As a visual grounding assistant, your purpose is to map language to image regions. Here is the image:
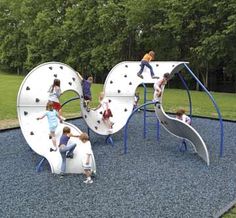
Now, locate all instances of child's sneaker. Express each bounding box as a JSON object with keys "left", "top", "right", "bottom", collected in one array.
[
  {"left": 66, "top": 153, "right": 74, "bottom": 159},
  {"left": 83, "top": 178, "right": 93, "bottom": 184},
  {"left": 60, "top": 173, "right": 65, "bottom": 178},
  {"left": 60, "top": 116, "right": 66, "bottom": 121},
  {"left": 83, "top": 101, "right": 87, "bottom": 108},
  {"left": 137, "top": 73, "right": 143, "bottom": 79},
  {"left": 151, "top": 75, "right": 159, "bottom": 79},
  {"left": 50, "top": 148, "right": 57, "bottom": 152}
]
